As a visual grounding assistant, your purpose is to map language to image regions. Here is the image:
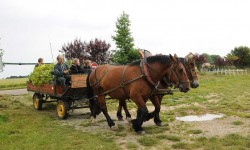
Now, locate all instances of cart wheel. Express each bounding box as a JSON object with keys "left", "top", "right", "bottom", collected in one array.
[
  {"left": 33, "top": 93, "right": 42, "bottom": 110},
  {"left": 56, "top": 100, "right": 69, "bottom": 119}
]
